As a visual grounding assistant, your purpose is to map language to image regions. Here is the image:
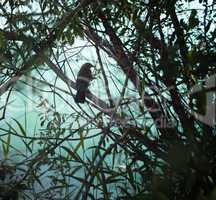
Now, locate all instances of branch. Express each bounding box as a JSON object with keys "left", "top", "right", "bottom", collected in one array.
[
  {"left": 88, "top": 14, "right": 177, "bottom": 137},
  {"left": 0, "top": 0, "right": 93, "bottom": 96},
  {"left": 95, "top": 46, "right": 114, "bottom": 107},
  {"left": 168, "top": 7, "right": 189, "bottom": 67}
]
